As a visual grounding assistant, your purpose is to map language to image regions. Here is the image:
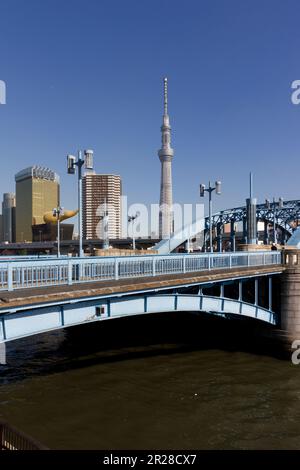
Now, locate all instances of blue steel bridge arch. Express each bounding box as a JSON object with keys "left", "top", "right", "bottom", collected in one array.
[
  {"left": 0, "top": 290, "right": 277, "bottom": 346},
  {"left": 208, "top": 199, "right": 300, "bottom": 235},
  {"left": 154, "top": 200, "right": 300, "bottom": 254}
]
